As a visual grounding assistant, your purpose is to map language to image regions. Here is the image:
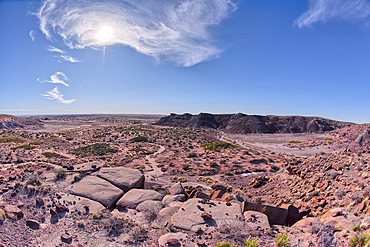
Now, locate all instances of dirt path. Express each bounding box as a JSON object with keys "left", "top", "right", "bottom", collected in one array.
[{"left": 143, "top": 145, "right": 166, "bottom": 176}]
